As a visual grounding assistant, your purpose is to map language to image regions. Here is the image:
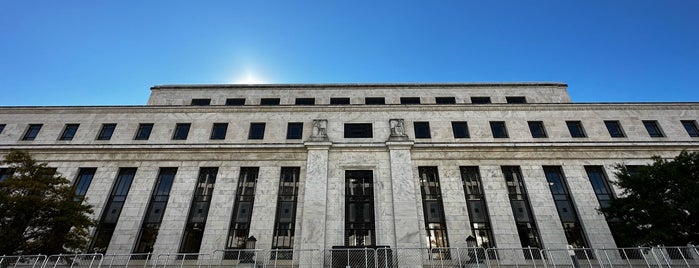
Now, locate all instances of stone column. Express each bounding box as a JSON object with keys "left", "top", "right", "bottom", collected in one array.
[
  {"left": 299, "top": 141, "right": 331, "bottom": 250},
  {"left": 386, "top": 140, "right": 422, "bottom": 248}
]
